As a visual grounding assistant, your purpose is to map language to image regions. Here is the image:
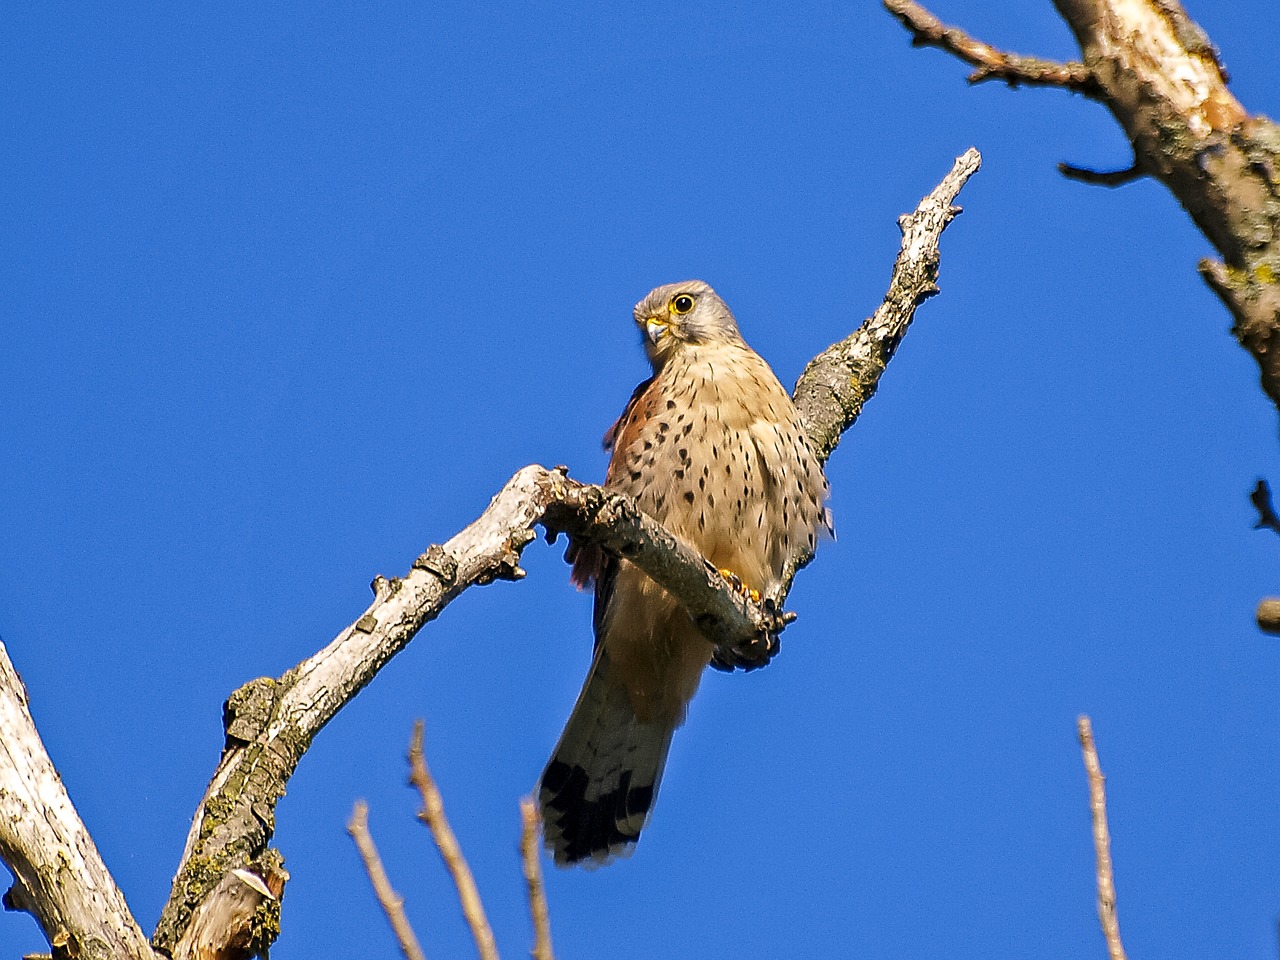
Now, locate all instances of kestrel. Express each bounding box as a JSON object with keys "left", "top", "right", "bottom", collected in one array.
[{"left": 539, "top": 280, "right": 830, "bottom": 866}]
